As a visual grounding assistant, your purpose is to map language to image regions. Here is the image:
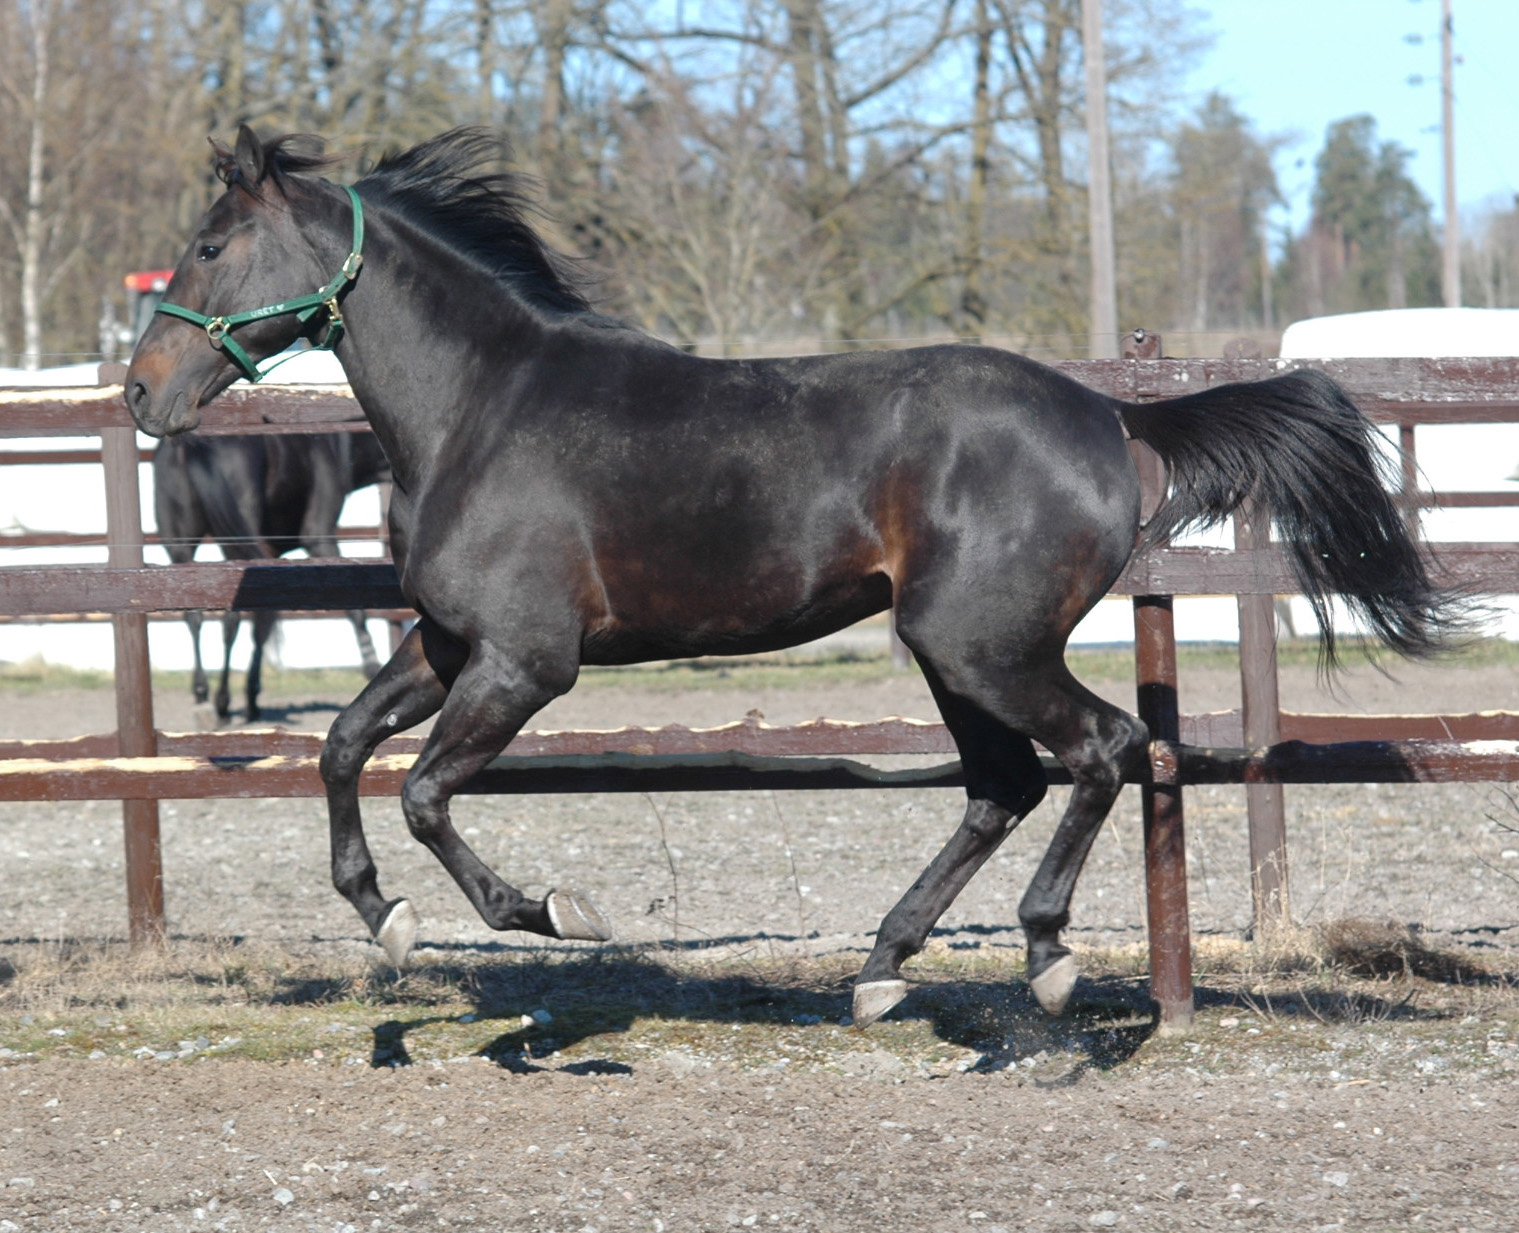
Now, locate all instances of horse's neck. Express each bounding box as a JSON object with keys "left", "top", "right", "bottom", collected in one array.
[{"left": 332, "top": 212, "right": 545, "bottom": 490}]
